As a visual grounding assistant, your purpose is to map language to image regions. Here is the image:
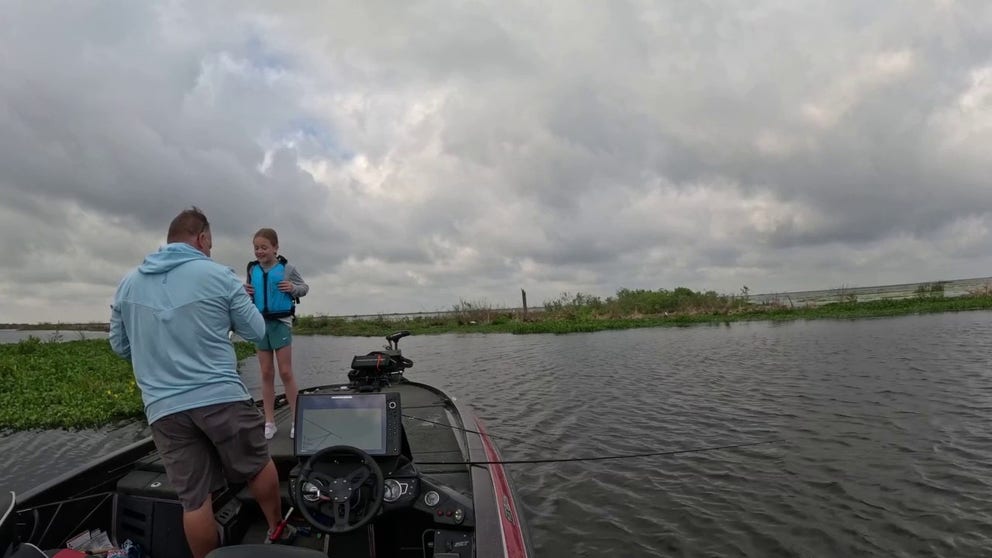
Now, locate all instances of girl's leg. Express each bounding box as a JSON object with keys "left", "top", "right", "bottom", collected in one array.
[
  {"left": 274, "top": 345, "right": 298, "bottom": 419},
  {"left": 258, "top": 349, "right": 277, "bottom": 424}
]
